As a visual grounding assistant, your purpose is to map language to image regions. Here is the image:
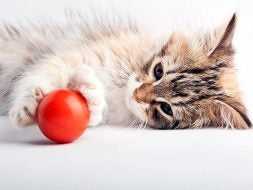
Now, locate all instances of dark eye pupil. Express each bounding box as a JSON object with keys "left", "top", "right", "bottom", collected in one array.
[
  {"left": 154, "top": 63, "right": 163, "bottom": 80},
  {"left": 160, "top": 102, "right": 173, "bottom": 116}
]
